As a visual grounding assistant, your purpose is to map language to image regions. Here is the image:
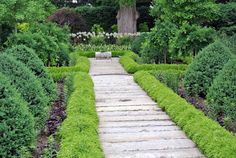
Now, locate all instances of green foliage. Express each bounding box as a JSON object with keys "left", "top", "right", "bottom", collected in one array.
[
  {"left": 91, "top": 24, "right": 104, "bottom": 34},
  {"left": 0, "top": 0, "right": 55, "bottom": 26},
  {"left": 149, "top": 70, "right": 185, "bottom": 92},
  {"left": 17, "top": 23, "right": 30, "bottom": 32},
  {"left": 138, "top": 22, "right": 149, "bottom": 32},
  {"left": 76, "top": 44, "right": 130, "bottom": 52},
  {"left": 116, "top": 36, "right": 134, "bottom": 46},
  {"left": 170, "top": 23, "right": 216, "bottom": 56},
  {"left": 207, "top": 58, "right": 236, "bottom": 131},
  {"left": 42, "top": 135, "right": 58, "bottom": 158},
  {"left": 7, "top": 22, "right": 71, "bottom": 66},
  {"left": 215, "top": 2, "right": 236, "bottom": 35},
  {"left": 72, "top": 49, "right": 132, "bottom": 58},
  {"left": 75, "top": 6, "right": 117, "bottom": 32},
  {"left": 117, "top": 0, "right": 136, "bottom": 7},
  {"left": 4, "top": 45, "right": 56, "bottom": 100},
  {"left": 140, "top": 21, "right": 177, "bottom": 63},
  {"left": 89, "top": 36, "right": 106, "bottom": 46},
  {"left": 131, "top": 33, "right": 147, "bottom": 54},
  {"left": 120, "top": 51, "right": 187, "bottom": 73},
  {"left": 48, "top": 56, "right": 90, "bottom": 81},
  {"left": 220, "top": 34, "right": 236, "bottom": 55},
  {"left": 151, "top": 0, "right": 219, "bottom": 25},
  {"left": 58, "top": 72, "right": 104, "bottom": 158},
  {"left": 0, "top": 53, "right": 49, "bottom": 130},
  {"left": 184, "top": 41, "right": 232, "bottom": 97},
  {"left": 134, "top": 71, "right": 236, "bottom": 158},
  {"left": 0, "top": 73, "right": 35, "bottom": 158},
  {"left": 145, "top": 0, "right": 219, "bottom": 63},
  {"left": 111, "top": 24, "right": 118, "bottom": 32}
]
